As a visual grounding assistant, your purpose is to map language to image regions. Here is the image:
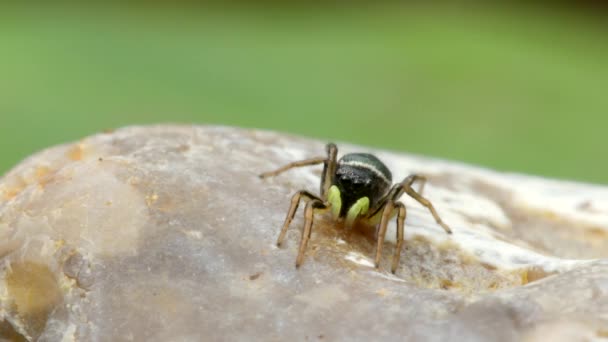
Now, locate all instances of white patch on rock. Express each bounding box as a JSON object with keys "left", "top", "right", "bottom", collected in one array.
[{"left": 345, "top": 252, "right": 374, "bottom": 268}]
